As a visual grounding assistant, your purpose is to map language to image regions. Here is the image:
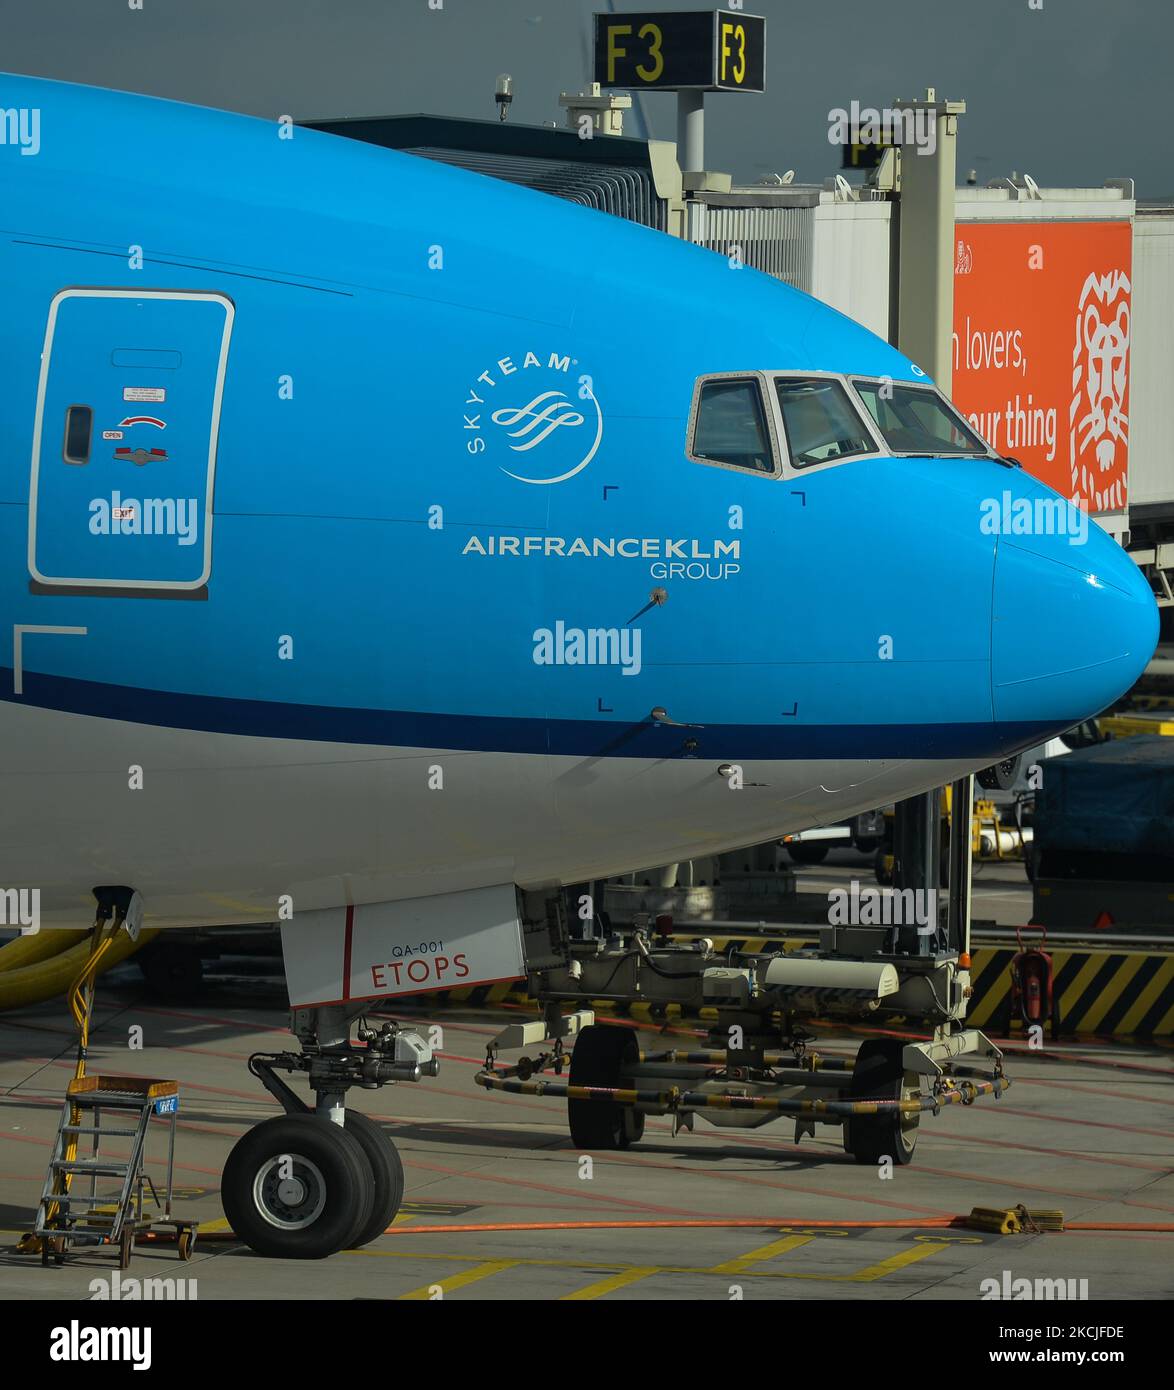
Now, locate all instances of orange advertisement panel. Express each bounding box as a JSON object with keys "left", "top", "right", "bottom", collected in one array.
[{"left": 951, "top": 221, "right": 1131, "bottom": 513}]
